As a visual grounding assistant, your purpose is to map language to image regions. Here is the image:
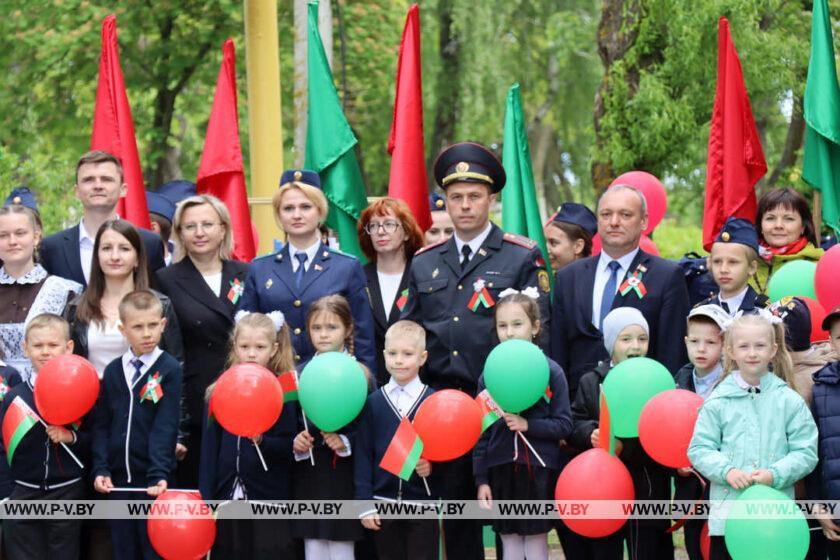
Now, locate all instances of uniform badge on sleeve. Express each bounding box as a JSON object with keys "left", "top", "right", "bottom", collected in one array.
[{"left": 538, "top": 270, "right": 550, "bottom": 293}]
